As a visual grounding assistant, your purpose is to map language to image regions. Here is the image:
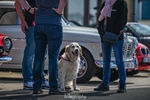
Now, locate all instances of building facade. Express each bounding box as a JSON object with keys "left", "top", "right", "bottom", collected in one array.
[
  {"left": 64, "top": 0, "right": 150, "bottom": 26},
  {"left": 1, "top": 0, "right": 150, "bottom": 26}
]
